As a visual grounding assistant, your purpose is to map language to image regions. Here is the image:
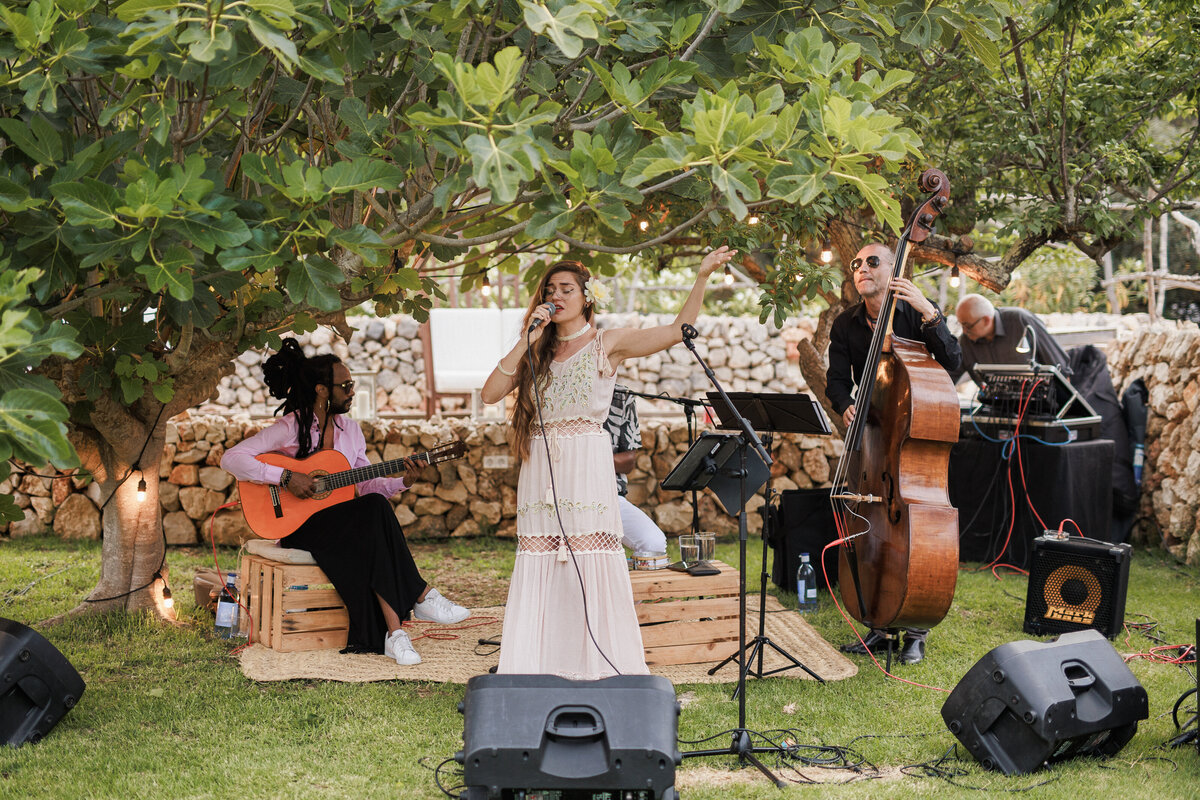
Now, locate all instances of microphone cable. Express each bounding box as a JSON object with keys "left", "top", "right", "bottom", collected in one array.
[{"left": 523, "top": 324, "right": 621, "bottom": 676}]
